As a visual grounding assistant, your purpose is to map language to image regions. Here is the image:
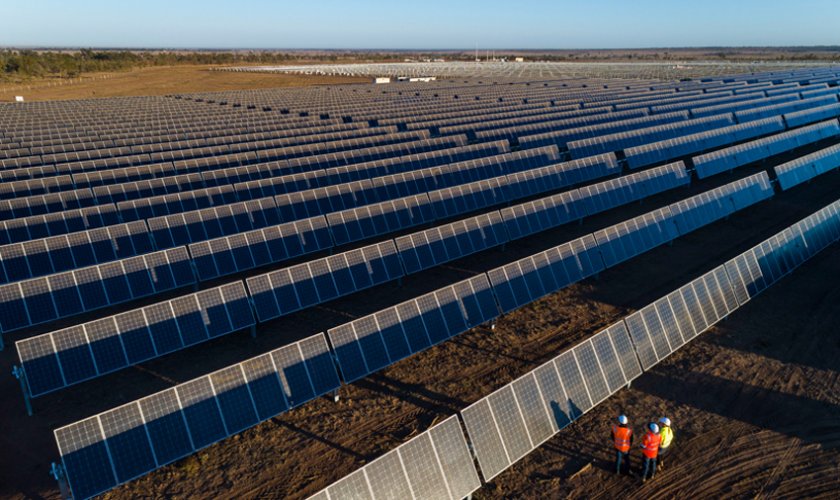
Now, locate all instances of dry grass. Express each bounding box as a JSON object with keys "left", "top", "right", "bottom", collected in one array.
[{"left": 0, "top": 65, "right": 368, "bottom": 102}]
